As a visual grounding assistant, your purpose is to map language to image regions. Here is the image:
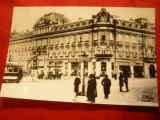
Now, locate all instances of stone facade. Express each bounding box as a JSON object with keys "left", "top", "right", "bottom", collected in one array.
[{"left": 7, "top": 8, "right": 156, "bottom": 78}]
